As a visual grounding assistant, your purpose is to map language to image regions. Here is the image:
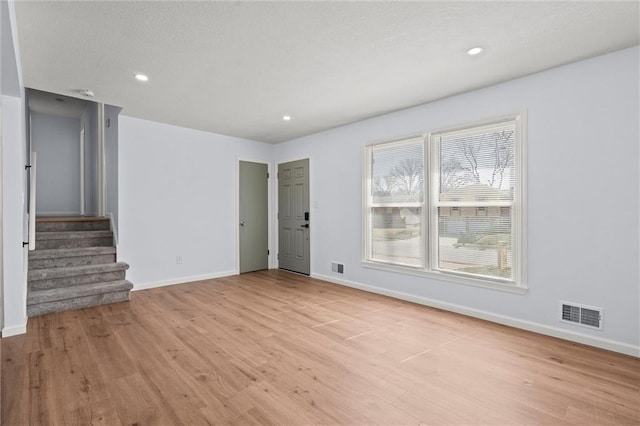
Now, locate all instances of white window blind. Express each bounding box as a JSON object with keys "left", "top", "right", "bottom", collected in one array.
[
  {"left": 367, "top": 138, "right": 424, "bottom": 267},
  {"left": 432, "top": 122, "right": 518, "bottom": 282}
]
